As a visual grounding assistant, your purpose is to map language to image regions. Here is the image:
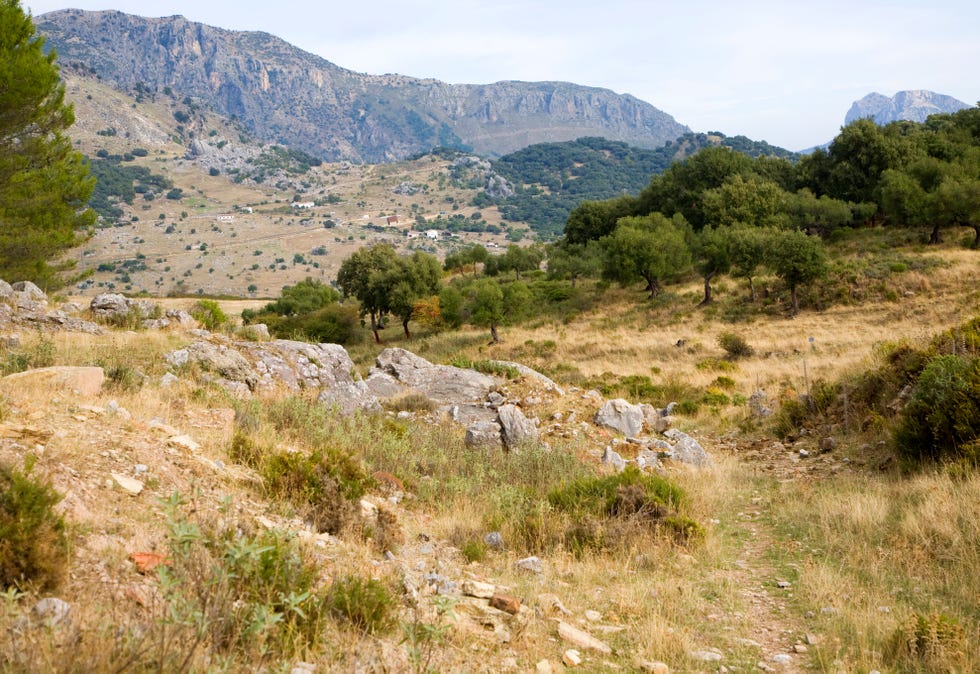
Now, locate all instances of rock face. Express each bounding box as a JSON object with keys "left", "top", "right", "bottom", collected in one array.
[
  {"left": 37, "top": 9, "right": 689, "bottom": 162},
  {"left": 845, "top": 90, "right": 971, "bottom": 126}
]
